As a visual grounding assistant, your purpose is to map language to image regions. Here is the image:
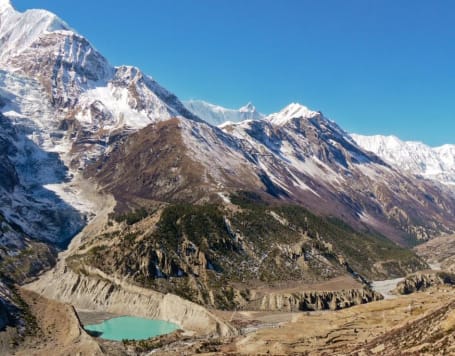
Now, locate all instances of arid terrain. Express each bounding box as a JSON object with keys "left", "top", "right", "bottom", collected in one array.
[
  {"left": 7, "top": 274, "right": 454, "bottom": 356},
  {"left": 223, "top": 287, "right": 455, "bottom": 355}
]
